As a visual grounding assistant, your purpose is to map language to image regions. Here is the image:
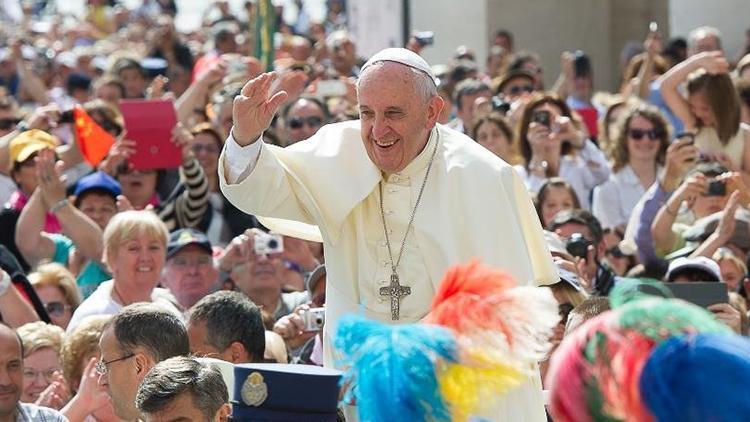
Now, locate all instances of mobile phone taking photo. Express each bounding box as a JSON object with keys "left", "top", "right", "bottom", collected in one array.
[{"left": 532, "top": 110, "right": 551, "bottom": 128}]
